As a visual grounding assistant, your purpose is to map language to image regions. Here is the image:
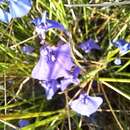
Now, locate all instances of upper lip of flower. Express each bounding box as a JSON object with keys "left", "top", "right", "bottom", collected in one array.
[
  {"left": 32, "top": 44, "right": 77, "bottom": 81},
  {"left": 32, "top": 12, "right": 68, "bottom": 34}
]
